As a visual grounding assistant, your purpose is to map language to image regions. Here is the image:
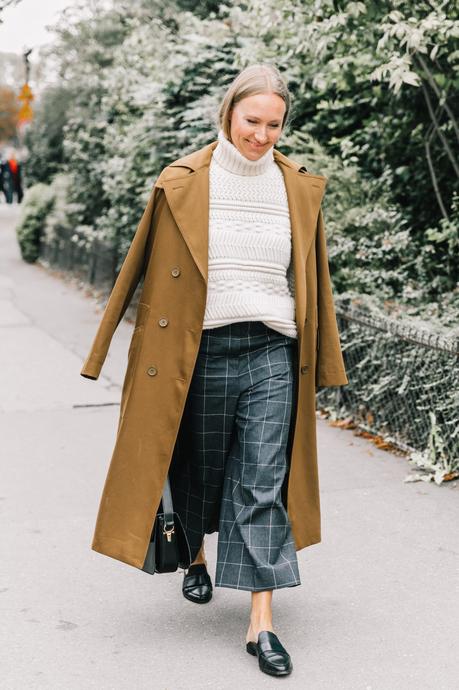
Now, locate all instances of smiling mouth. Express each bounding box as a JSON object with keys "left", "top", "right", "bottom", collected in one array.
[{"left": 246, "top": 141, "right": 266, "bottom": 148}]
